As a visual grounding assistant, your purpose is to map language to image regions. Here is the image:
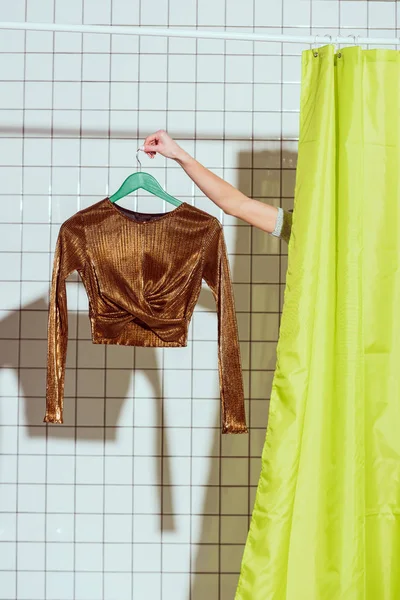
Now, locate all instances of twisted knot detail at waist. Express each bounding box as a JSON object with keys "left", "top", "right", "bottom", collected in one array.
[{"left": 93, "top": 306, "right": 188, "bottom": 343}]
